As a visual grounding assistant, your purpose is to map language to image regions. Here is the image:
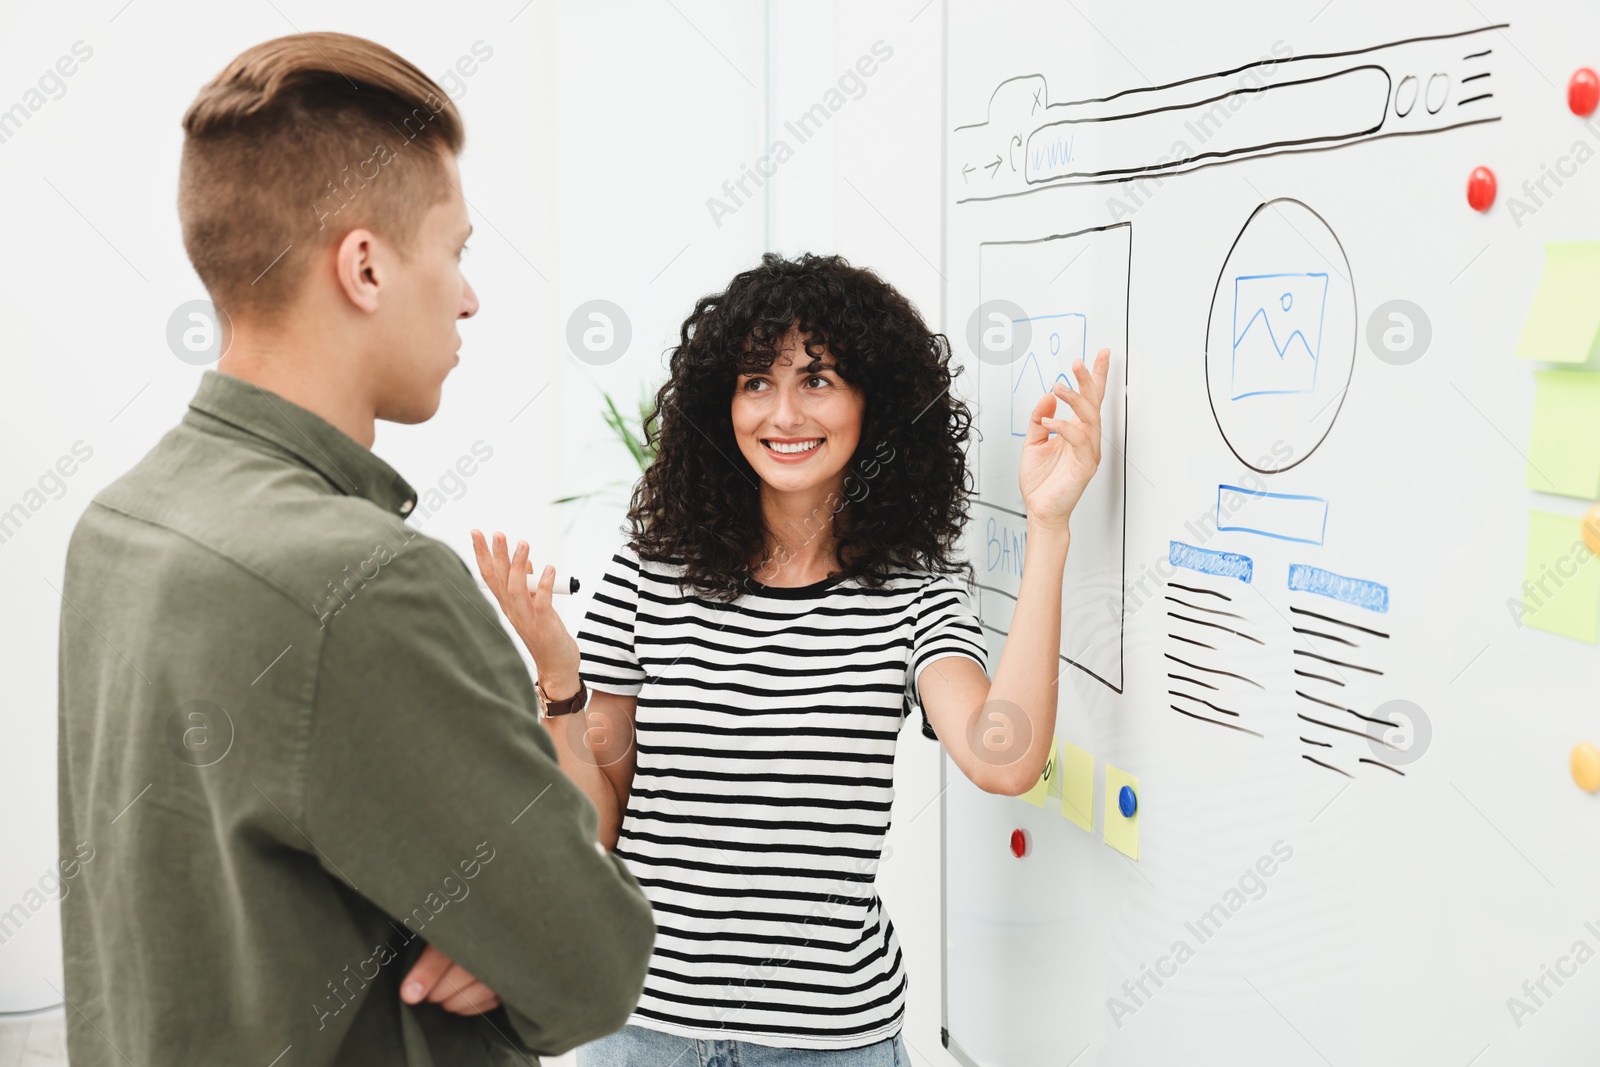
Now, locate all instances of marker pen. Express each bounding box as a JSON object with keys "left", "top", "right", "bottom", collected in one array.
[{"left": 526, "top": 573, "right": 580, "bottom": 595}]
